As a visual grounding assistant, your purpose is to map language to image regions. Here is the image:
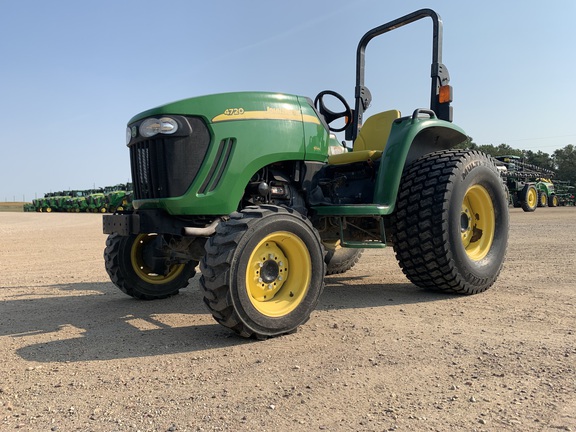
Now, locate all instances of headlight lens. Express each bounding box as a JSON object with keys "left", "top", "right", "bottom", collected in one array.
[
  {"left": 126, "top": 126, "right": 132, "bottom": 144},
  {"left": 139, "top": 117, "right": 179, "bottom": 138}
]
